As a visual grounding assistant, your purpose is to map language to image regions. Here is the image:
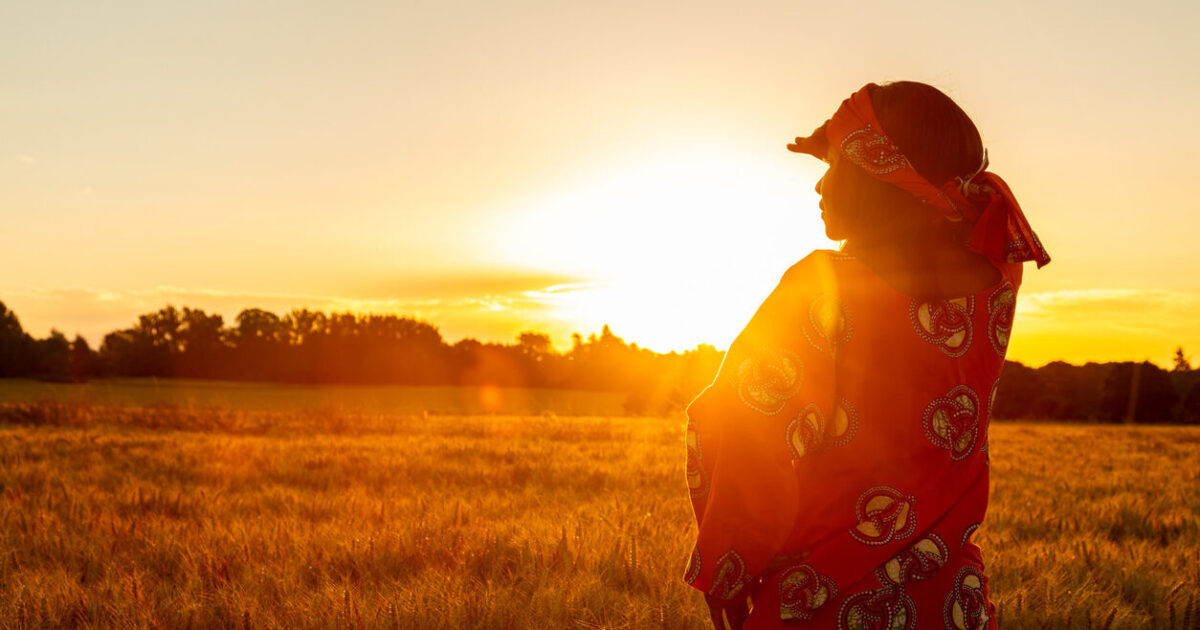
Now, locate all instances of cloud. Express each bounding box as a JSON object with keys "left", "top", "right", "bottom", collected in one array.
[
  {"left": 520, "top": 281, "right": 608, "bottom": 304},
  {"left": 1018, "top": 288, "right": 1200, "bottom": 328},
  {"left": 1010, "top": 288, "right": 1200, "bottom": 366},
  {"left": 349, "top": 270, "right": 584, "bottom": 301},
  {"left": 1020, "top": 288, "right": 1200, "bottom": 309}
]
